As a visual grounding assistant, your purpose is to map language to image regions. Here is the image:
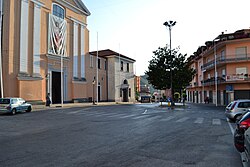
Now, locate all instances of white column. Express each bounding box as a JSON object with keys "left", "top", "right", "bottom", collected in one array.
[
  {"left": 73, "top": 22, "right": 78, "bottom": 78},
  {"left": 80, "top": 25, "right": 85, "bottom": 79},
  {"left": 33, "top": 4, "right": 41, "bottom": 75},
  {"left": 0, "top": 0, "right": 3, "bottom": 97},
  {"left": 20, "top": 0, "right": 29, "bottom": 73}
]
